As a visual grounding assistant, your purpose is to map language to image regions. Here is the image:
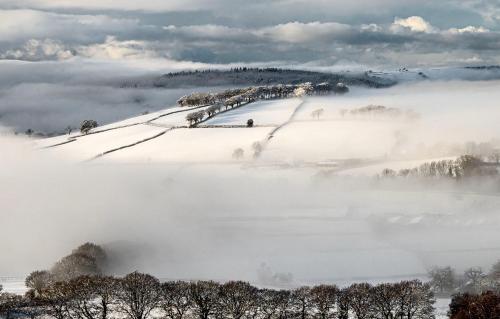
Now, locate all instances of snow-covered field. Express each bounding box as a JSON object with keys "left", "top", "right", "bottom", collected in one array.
[
  {"left": 100, "top": 127, "right": 274, "bottom": 163},
  {"left": 0, "top": 278, "right": 28, "bottom": 295},
  {"left": 36, "top": 80, "right": 500, "bottom": 168},
  {"left": 4, "top": 80, "right": 500, "bottom": 319},
  {"left": 261, "top": 120, "right": 409, "bottom": 162},
  {"left": 204, "top": 98, "right": 302, "bottom": 126},
  {"left": 38, "top": 125, "right": 166, "bottom": 161}
]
